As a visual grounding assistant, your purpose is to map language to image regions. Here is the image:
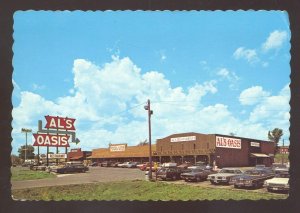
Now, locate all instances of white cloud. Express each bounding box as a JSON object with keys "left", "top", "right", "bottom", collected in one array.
[
  {"left": 262, "top": 30, "right": 288, "bottom": 52},
  {"left": 217, "top": 68, "right": 240, "bottom": 90},
  {"left": 233, "top": 47, "right": 259, "bottom": 64},
  {"left": 32, "top": 83, "right": 45, "bottom": 90},
  {"left": 239, "top": 86, "right": 270, "bottom": 105},
  {"left": 247, "top": 84, "right": 290, "bottom": 141}
]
